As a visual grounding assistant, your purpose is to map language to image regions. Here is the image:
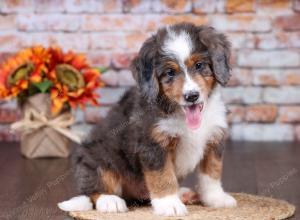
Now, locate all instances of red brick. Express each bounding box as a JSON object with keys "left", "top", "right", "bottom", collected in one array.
[
  {"left": 245, "top": 104, "right": 278, "bottom": 122},
  {"left": 123, "top": 0, "right": 152, "bottom": 13},
  {"left": 112, "top": 52, "right": 137, "bottom": 69},
  {"left": 226, "top": 0, "right": 255, "bottom": 13},
  {"left": 227, "top": 105, "right": 245, "bottom": 123},
  {"left": 0, "top": 0, "right": 34, "bottom": 13},
  {"left": 160, "top": 15, "right": 208, "bottom": 26},
  {"left": 282, "top": 71, "right": 300, "bottom": 85},
  {"left": 160, "top": 0, "right": 192, "bottom": 13},
  {"left": 210, "top": 15, "right": 271, "bottom": 32},
  {"left": 275, "top": 15, "right": 300, "bottom": 31},
  {"left": 0, "top": 15, "right": 16, "bottom": 30},
  {"left": 259, "top": 0, "right": 291, "bottom": 10},
  {"left": 252, "top": 69, "right": 281, "bottom": 86},
  {"left": 279, "top": 106, "right": 300, "bottom": 123},
  {"left": 0, "top": 108, "right": 20, "bottom": 123}
]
